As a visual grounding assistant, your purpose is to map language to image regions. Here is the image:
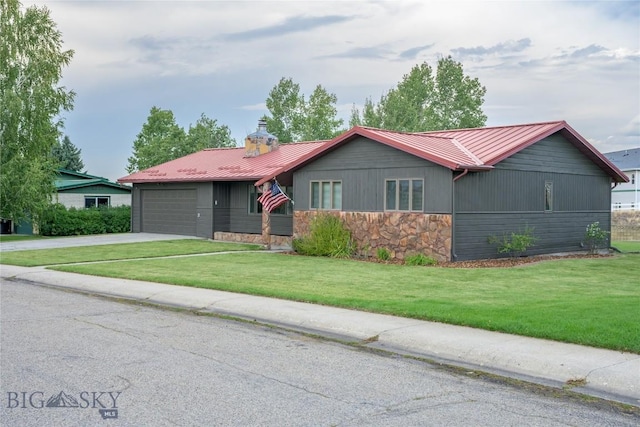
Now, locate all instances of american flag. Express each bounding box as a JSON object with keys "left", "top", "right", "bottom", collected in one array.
[{"left": 258, "top": 182, "right": 290, "bottom": 213}]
